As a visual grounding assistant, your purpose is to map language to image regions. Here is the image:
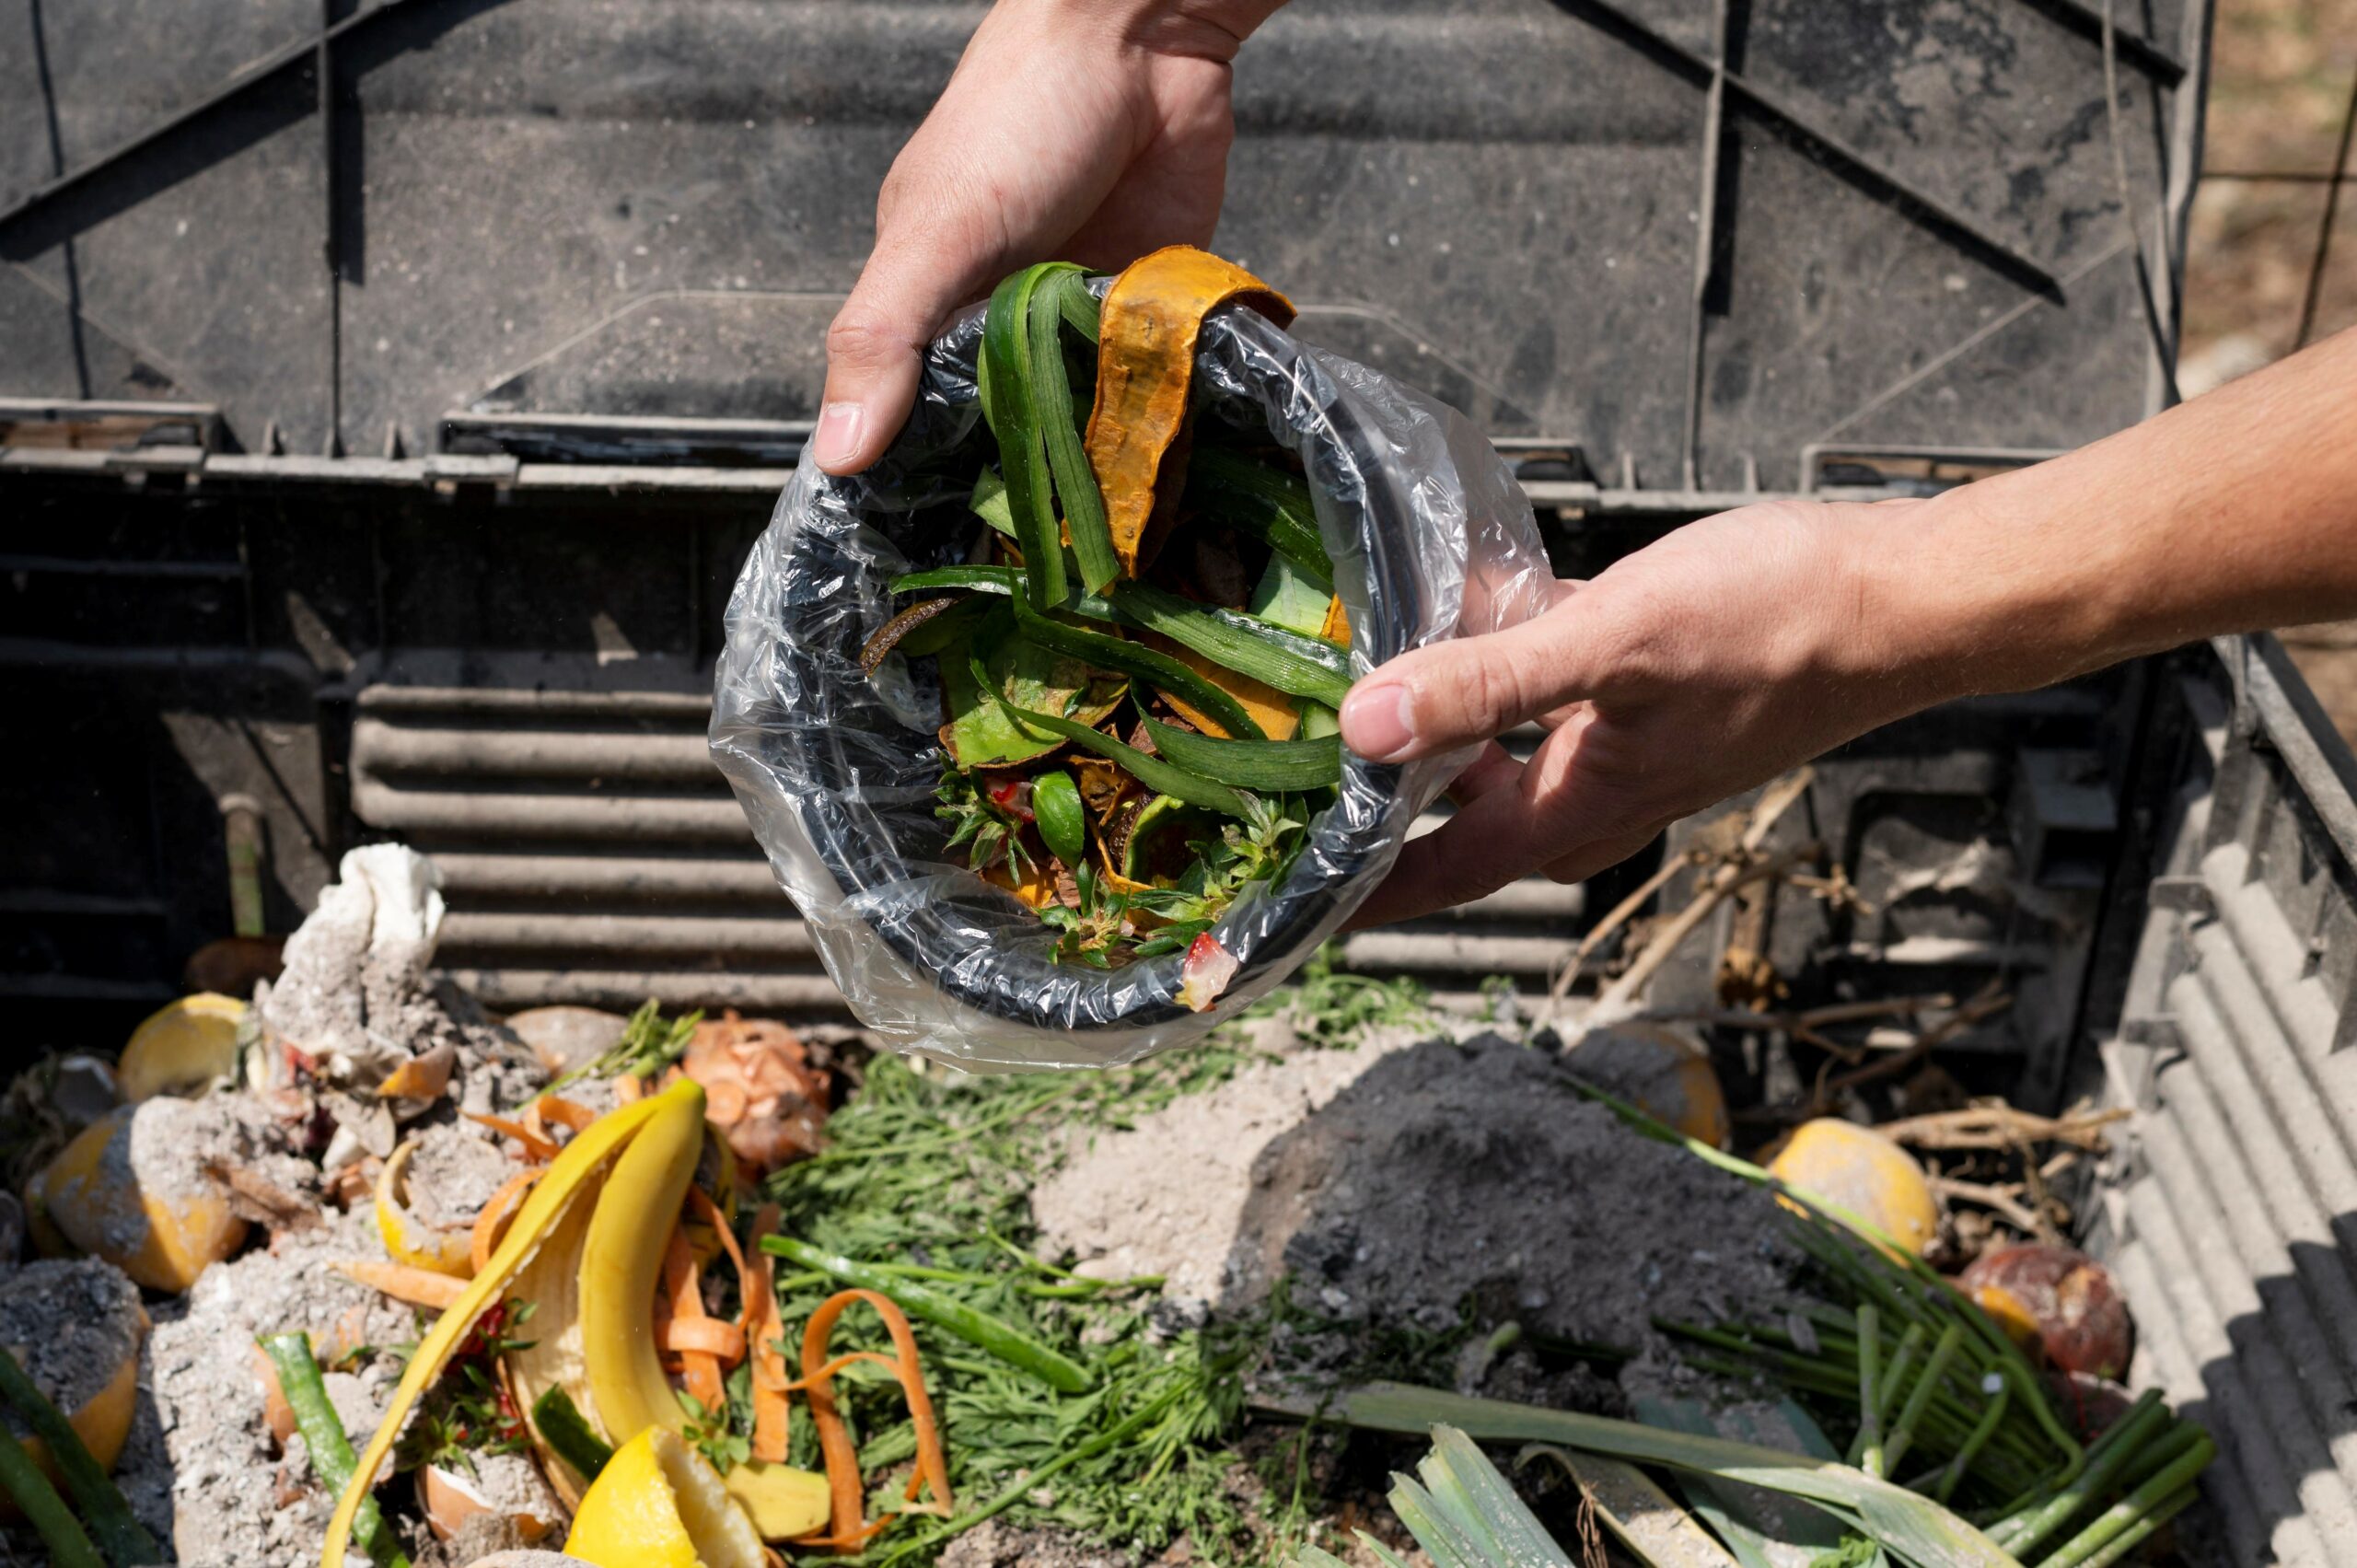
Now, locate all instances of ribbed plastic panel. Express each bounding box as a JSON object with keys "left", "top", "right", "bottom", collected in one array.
[
  {"left": 347, "top": 687, "right": 1590, "bottom": 1015},
  {"left": 2092, "top": 642, "right": 2357, "bottom": 1568}
]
